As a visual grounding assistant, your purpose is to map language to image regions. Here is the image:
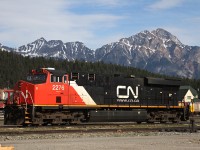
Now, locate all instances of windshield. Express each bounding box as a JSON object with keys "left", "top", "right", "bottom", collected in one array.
[{"left": 26, "top": 74, "right": 47, "bottom": 84}]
